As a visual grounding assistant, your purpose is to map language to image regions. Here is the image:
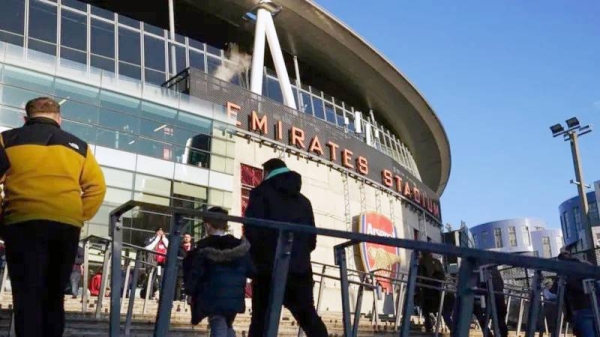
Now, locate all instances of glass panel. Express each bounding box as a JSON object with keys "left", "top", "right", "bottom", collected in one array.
[
  {"left": 174, "top": 44, "right": 186, "bottom": 74},
  {"left": 311, "top": 97, "right": 325, "bottom": 120},
  {"left": 91, "top": 55, "right": 114, "bottom": 73},
  {"left": 189, "top": 38, "right": 204, "bottom": 51},
  {"left": 189, "top": 50, "right": 205, "bottom": 71},
  {"left": 29, "top": 0, "right": 57, "bottom": 43},
  {"left": 141, "top": 101, "right": 177, "bottom": 124},
  {"left": 179, "top": 143, "right": 210, "bottom": 168},
  {"left": 118, "top": 15, "right": 140, "bottom": 29},
  {"left": 61, "top": 9, "right": 87, "bottom": 51},
  {"left": 98, "top": 108, "right": 139, "bottom": 134},
  {"left": 206, "top": 44, "right": 221, "bottom": 56},
  {"left": 266, "top": 77, "right": 283, "bottom": 104},
  {"left": 176, "top": 111, "right": 212, "bottom": 134},
  {"left": 60, "top": 47, "right": 86, "bottom": 65},
  {"left": 0, "top": 0, "right": 26, "bottom": 36},
  {"left": 143, "top": 23, "right": 163, "bottom": 36},
  {"left": 324, "top": 102, "right": 336, "bottom": 123},
  {"left": 207, "top": 56, "right": 220, "bottom": 77},
  {"left": 91, "top": 19, "right": 115, "bottom": 58},
  {"left": 173, "top": 182, "right": 207, "bottom": 199},
  {"left": 118, "top": 26, "right": 141, "bottom": 65},
  {"left": 208, "top": 189, "right": 224, "bottom": 207},
  {"left": 61, "top": 119, "right": 94, "bottom": 143},
  {"left": 61, "top": 0, "right": 87, "bottom": 12},
  {"left": 145, "top": 69, "right": 166, "bottom": 86},
  {"left": 104, "top": 187, "right": 132, "bottom": 205},
  {"left": 139, "top": 118, "right": 178, "bottom": 142},
  {"left": 28, "top": 39, "right": 56, "bottom": 56},
  {"left": 91, "top": 5, "right": 113, "bottom": 20},
  {"left": 0, "top": 104, "right": 24, "bottom": 128},
  {"left": 101, "top": 166, "right": 134, "bottom": 189},
  {"left": 2, "top": 65, "right": 55, "bottom": 93},
  {"left": 60, "top": 99, "right": 99, "bottom": 124},
  {"left": 0, "top": 31, "right": 24, "bottom": 46},
  {"left": 54, "top": 78, "right": 99, "bottom": 105},
  {"left": 144, "top": 35, "right": 165, "bottom": 71},
  {"left": 95, "top": 127, "right": 137, "bottom": 152},
  {"left": 118, "top": 62, "right": 141, "bottom": 80},
  {"left": 99, "top": 90, "right": 140, "bottom": 115},
  {"left": 1, "top": 85, "right": 40, "bottom": 110},
  {"left": 136, "top": 137, "right": 173, "bottom": 161},
  {"left": 300, "top": 91, "right": 313, "bottom": 115}
]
